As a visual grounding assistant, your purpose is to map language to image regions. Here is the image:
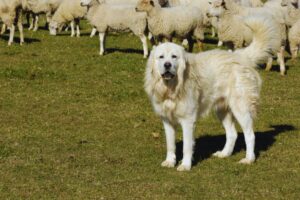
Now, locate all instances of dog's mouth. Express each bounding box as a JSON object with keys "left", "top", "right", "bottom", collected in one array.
[{"left": 162, "top": 71, "right": 175, "bottom": 80}]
